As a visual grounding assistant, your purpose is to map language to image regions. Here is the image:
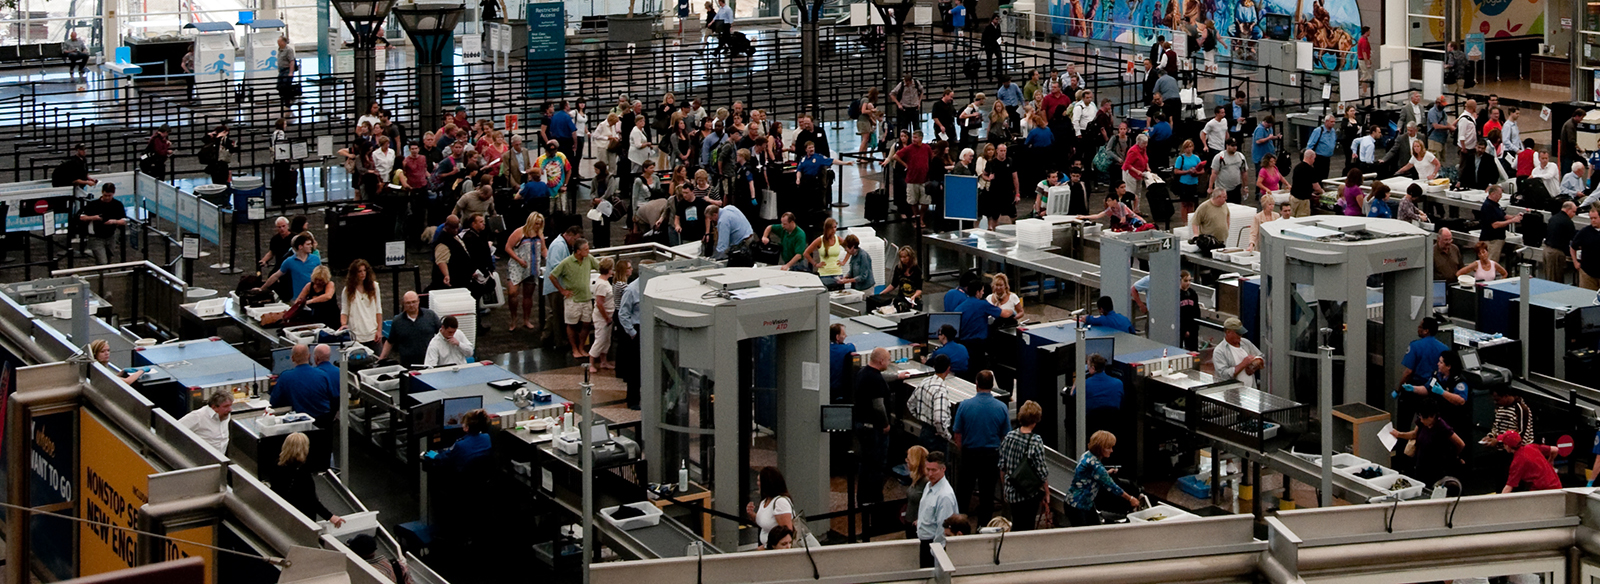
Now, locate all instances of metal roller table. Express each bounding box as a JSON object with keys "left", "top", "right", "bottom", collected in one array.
[{"left": 132, "top": 337, "right": 271, "bottom": 419}]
